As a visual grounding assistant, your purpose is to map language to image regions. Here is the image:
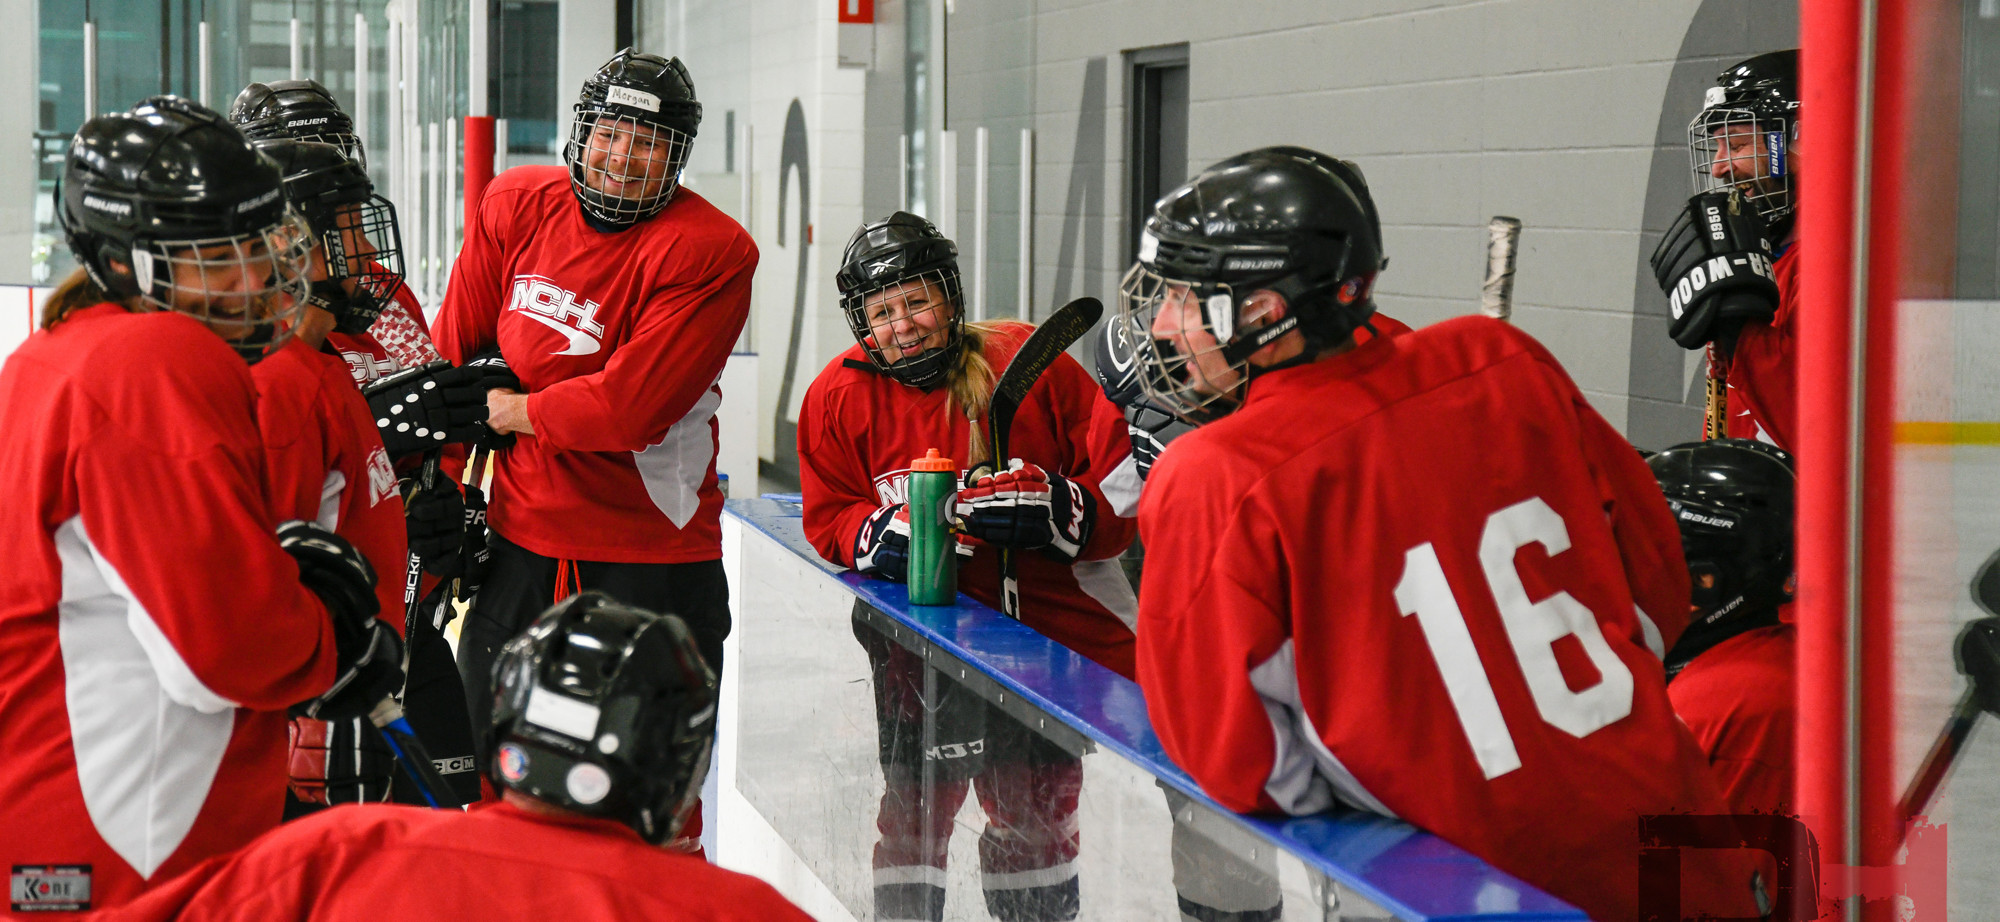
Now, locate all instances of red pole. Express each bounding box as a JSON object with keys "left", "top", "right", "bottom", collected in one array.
[
  {"left": 463, "top": 115, "right": 496, "bottom": 230},
  {"left": 1799, "top": 0, "right": 1907, "bottom": 911},
  {"left": 1796, "top": 0, "right": 1861, "bottom": 902}
]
